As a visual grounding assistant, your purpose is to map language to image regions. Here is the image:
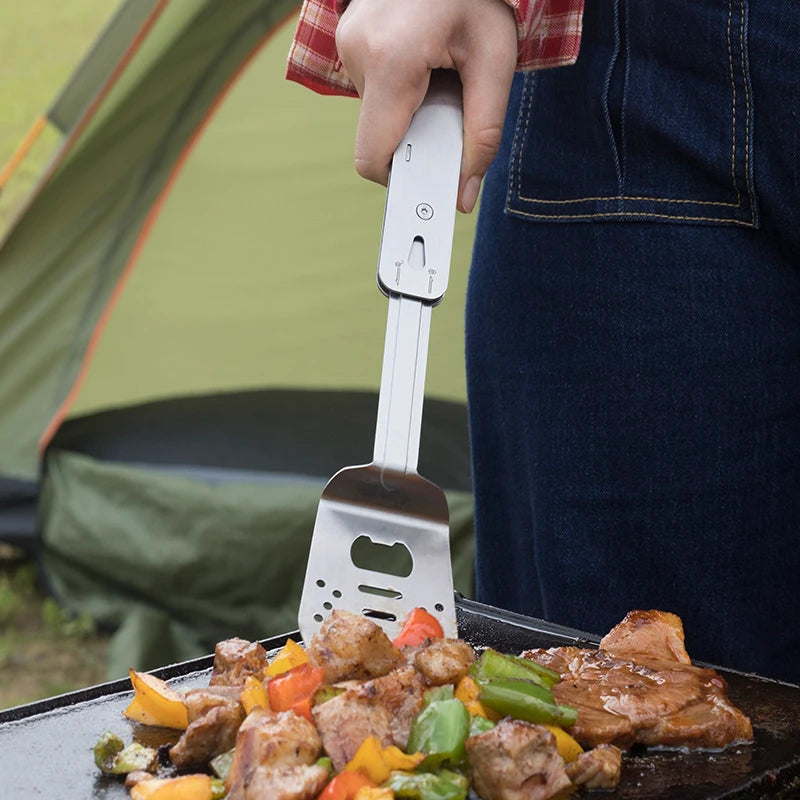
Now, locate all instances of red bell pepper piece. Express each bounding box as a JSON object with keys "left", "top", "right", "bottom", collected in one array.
[
  {"left": 392, "top": 607, "right": 445, "bottom": 648},
  {"left": 317, "top": 770, "right": 376, "bottom": 800},
  {"left": 267, "top": 663, "right": 324, "bottom": 719}
]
